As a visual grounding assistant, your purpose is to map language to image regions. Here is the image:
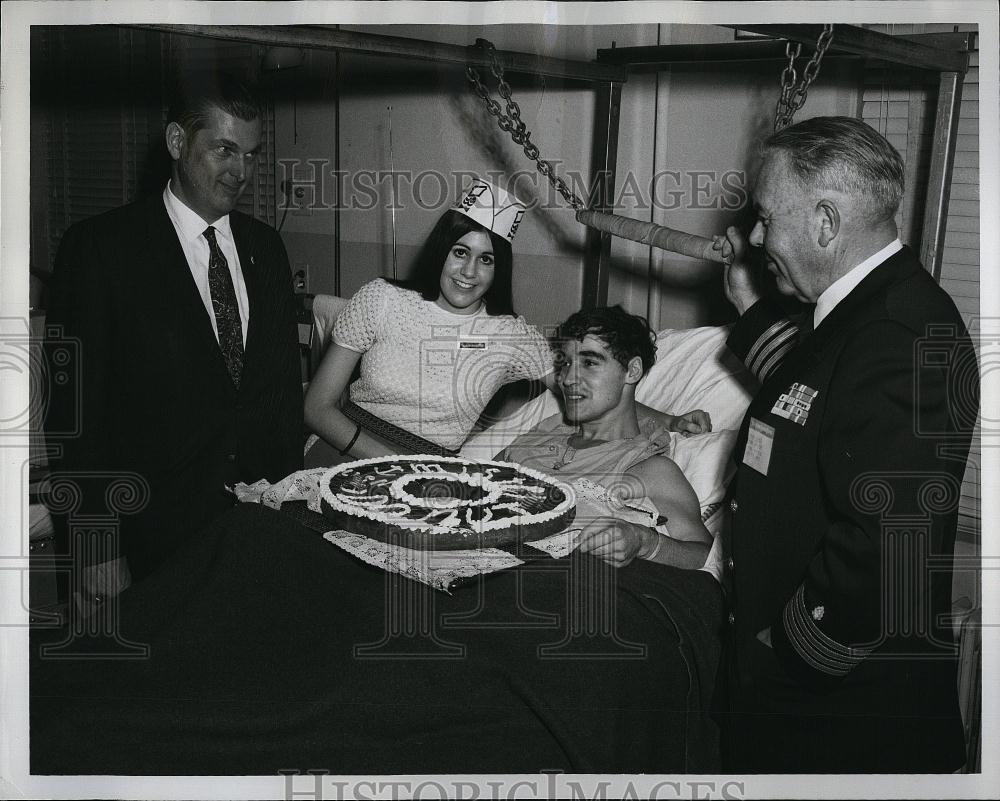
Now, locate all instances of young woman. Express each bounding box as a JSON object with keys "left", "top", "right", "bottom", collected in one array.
[{"left": 304, "top": 179, "right": 708, "bottom": 463}]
